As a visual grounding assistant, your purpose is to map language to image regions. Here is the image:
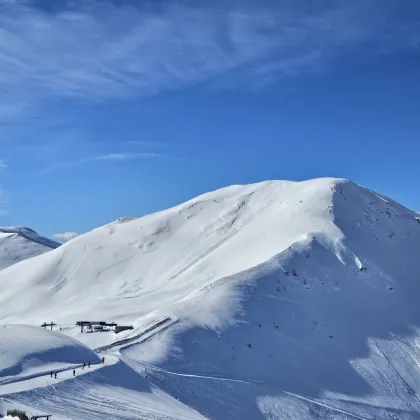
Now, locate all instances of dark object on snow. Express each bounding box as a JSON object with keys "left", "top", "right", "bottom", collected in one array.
[
  {"left": 50, "top": 371, "right": 53, "bottom": 378},
  {"left": 41, "top": 322, "right": 57, "bottom": 331},
  {"left": 102, "top": 356, "right": 105, "bottom": 364},
  {"left": 54, "top": 372, "right": 57, "bottom": 379},
  {"left": 88, "top": 361, "right": 91, "bottom": 368},
  {"left": 76, "top": 321, "right": 117, "bottom": 333},
  {"left": 247, "top": 343, "right": 252, "bottom": 349},
  {"left": 73, "top": 370, "right": 76, "bottom": 377},
  {"left": 7, "top": 409, "right": 29, "bottom": 420},
  {"left": 115, "top": 325, "right": 134, "bottom": 334},
  {"left": 30, "top": 416, "right": 52, "bottom": 420}
]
